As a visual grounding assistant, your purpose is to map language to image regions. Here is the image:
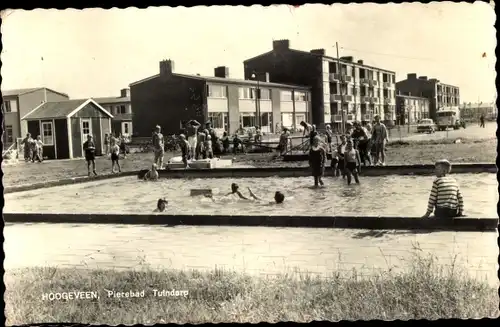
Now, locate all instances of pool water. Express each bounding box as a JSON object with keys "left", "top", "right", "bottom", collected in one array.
[{"left": 4, "top": 173, "right": 497, "bottom": 217}]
